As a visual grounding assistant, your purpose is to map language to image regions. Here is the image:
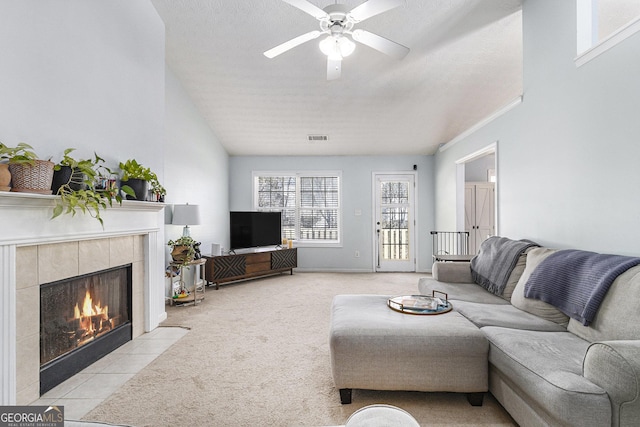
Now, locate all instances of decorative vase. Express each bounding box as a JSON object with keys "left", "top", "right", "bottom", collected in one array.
[
  {"left": 51, "top": 166, "right": 86, "bottom": 194},
  {"left": 0, "top": 164, "right": 10, "bottom": 191},
  {"left": 8, "top": 160, "right": 55, "bottom": 194},
  {"left": 122, "top": 178, "right": 148, "bottom": 201}
]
